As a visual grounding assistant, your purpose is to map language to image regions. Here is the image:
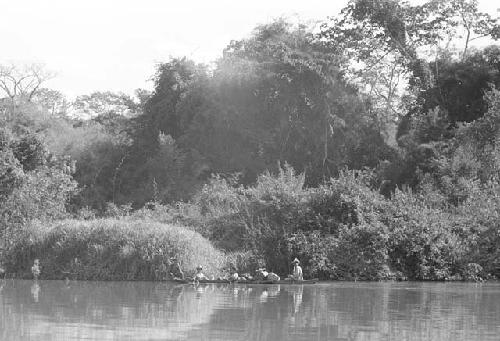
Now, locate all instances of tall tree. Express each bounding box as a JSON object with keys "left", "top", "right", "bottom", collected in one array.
[
  {"left": 0, "top": 63, "right": 55, "bottom": 115},
  {"left": 178, "top": 20, "right": 392, "bottom": 184},
  {"left": 320, "top": 0, "right": 500, "bottom": 130}
]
